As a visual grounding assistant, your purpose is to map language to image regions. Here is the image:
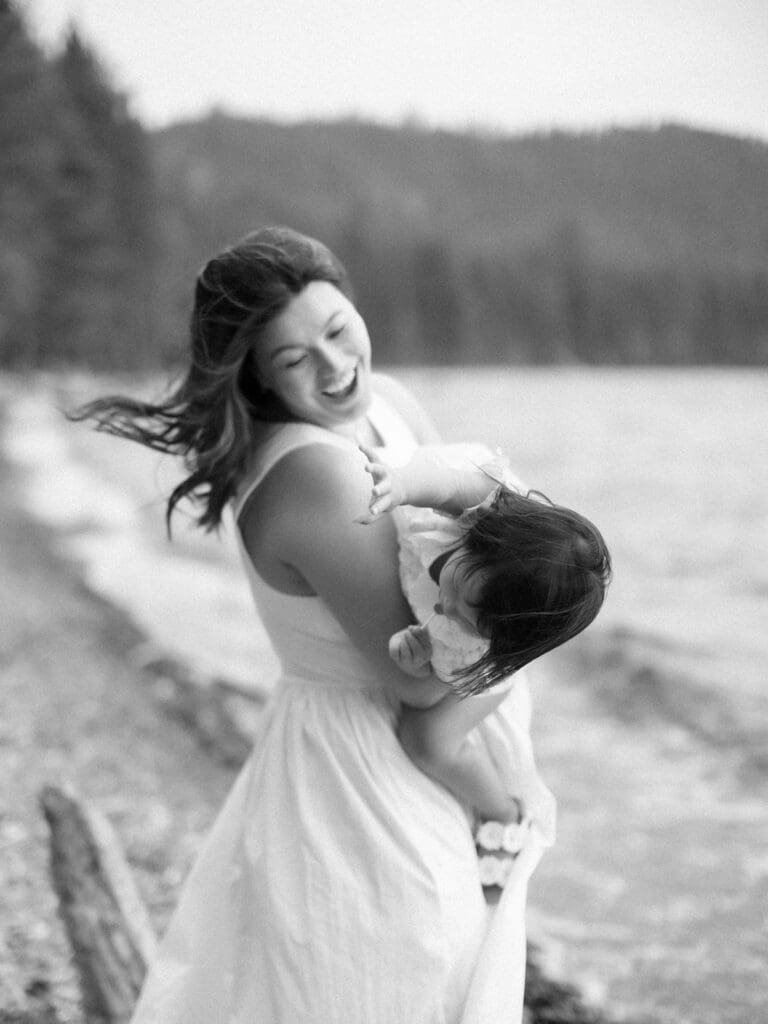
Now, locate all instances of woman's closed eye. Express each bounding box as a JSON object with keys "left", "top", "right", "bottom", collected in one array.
[
  {"left": 284, "top": 353, "right": 308, "bottom": 369},
  {"left": 328, "top": 323, "right": 346, "bottom": 340}
]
